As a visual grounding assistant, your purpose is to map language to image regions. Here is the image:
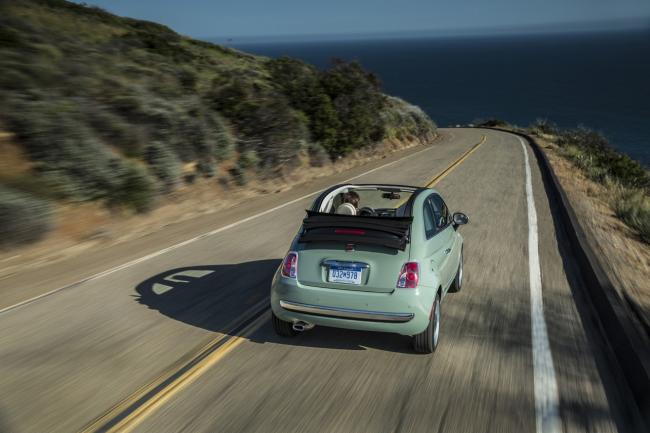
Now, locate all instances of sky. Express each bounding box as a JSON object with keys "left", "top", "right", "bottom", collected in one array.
[{"left": 83, "top": 0, "right": 650, "bottom": 41}]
